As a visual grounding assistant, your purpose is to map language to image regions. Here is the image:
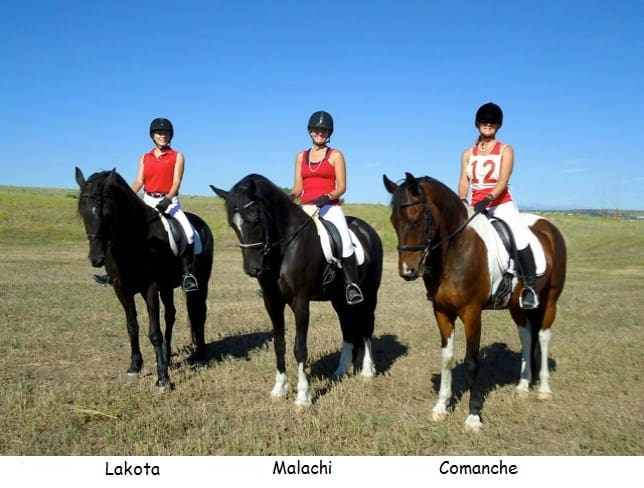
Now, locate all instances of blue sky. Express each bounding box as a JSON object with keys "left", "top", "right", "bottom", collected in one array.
[{"left": 2, "top": 0, "right": 643, "bottom": 209}]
